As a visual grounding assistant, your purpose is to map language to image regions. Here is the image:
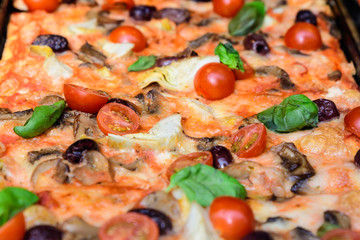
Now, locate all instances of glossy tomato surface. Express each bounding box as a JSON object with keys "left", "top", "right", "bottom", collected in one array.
[
  {"left": 99, "top": 212, "right": 159, "bottom": 240},
  {"left": 102, "top": 0, "right": 135, "bottom": 10},
  {"left": 213, "top": 0, "right": 244, "bottom": 18},
  {"left": 321, "top": 229, "right": 360, "bottom": 240},
  {"left": 24, "top": 0, "right": 60, "bottom": 12},
  {"left": 166, "top": 151, "right": 213, "bottom": 179},
  {"left": 209, "top": 196, "right": 255, "bottom": 240},
  {"left": 194, "top": 63, "right": 235, "bottom": 100},
  {"left": 231, "top": 123, "right": 267, "bottom": 158},
  {"left": 345, "top": 106, "right": 360, "bottom": 138},
  {"left": 284, "top": 22, "right": 322, "bottom": 51},
  {"left": 64, "top": 84, "right": 109, "bottom": 114},
  {"left": 97, "top": 102, "right": 140, "bottom": 136},
  {"left": 109, "top": 26, "right": 147, "bottom": 52},
  {"left": 0, "top": 212, "right": 25, "bottom": 240},
  {"left": 232, "top": 61, "right": 254, "bottom": 80}
]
